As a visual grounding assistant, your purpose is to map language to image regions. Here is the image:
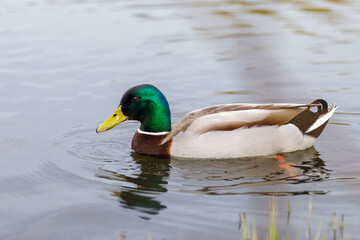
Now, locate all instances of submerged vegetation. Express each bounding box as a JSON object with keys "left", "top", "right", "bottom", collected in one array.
[{"left": 239, "top": 197, "right": 347, "bottom": 240}]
